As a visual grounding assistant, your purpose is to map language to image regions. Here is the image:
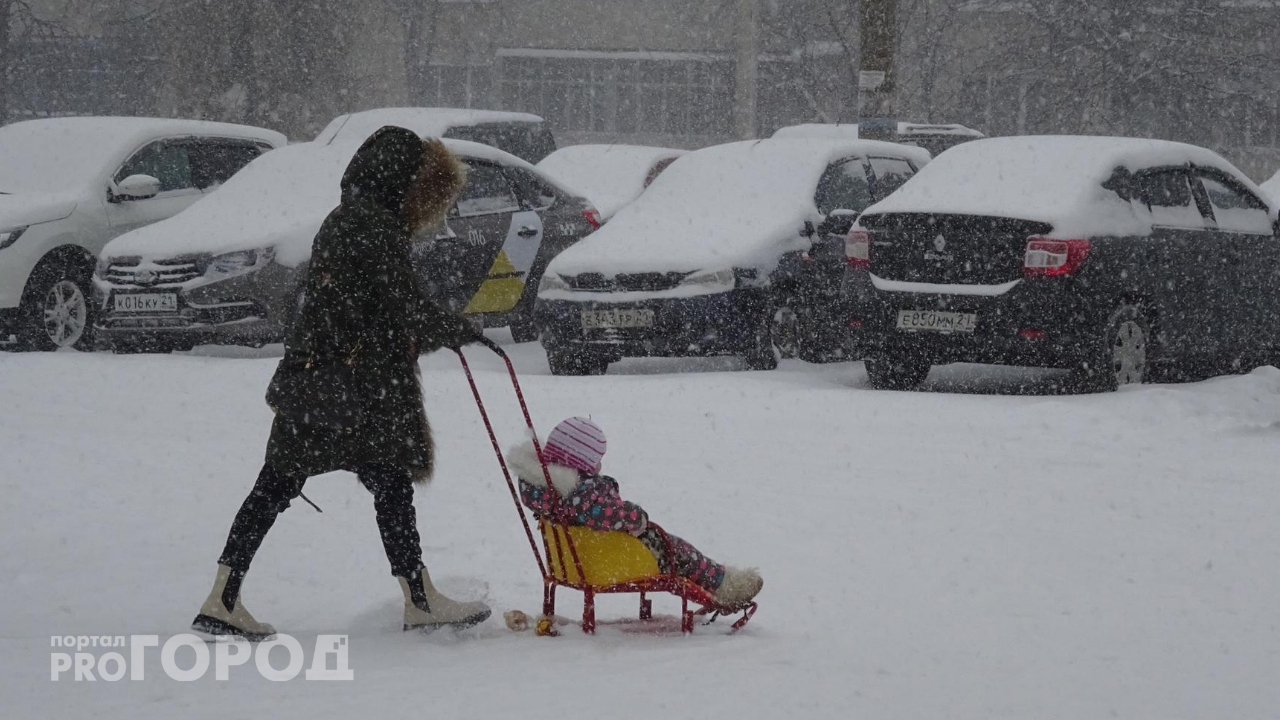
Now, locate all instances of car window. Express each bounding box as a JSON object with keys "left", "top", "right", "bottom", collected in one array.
[
  {"left": 1199, "top": 176, "right": 1272, "bottom": 235},
  {"left": 868, "top": 156, "right": 917, "bottom": 201},
  {"left": 189, "top": 141, "right": 266, "bottom": 190},
  {"left": 455, "top": 161, "right": 521, "bottom": 217},
  {"left": 444, "top": 123, "right": 557, "bottom": 165},
  {"left": 115, "top": 142, "right": 195, "bottom": 193},
  {"left": 814, "top": 158, "right": 873, "bottom": 215},
  {"left": 1137, "top": 170, "right": 1206, "bottom": 229},
  {"left": 504, "top": 166, "right": 558, "bottom": 211}
]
